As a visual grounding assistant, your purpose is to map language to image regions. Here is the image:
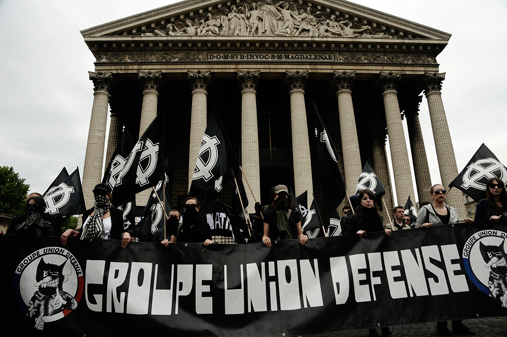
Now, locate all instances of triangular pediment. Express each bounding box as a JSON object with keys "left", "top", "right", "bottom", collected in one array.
[{"left": 81, "top": 0, "right": 450, "bottom": 41}]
